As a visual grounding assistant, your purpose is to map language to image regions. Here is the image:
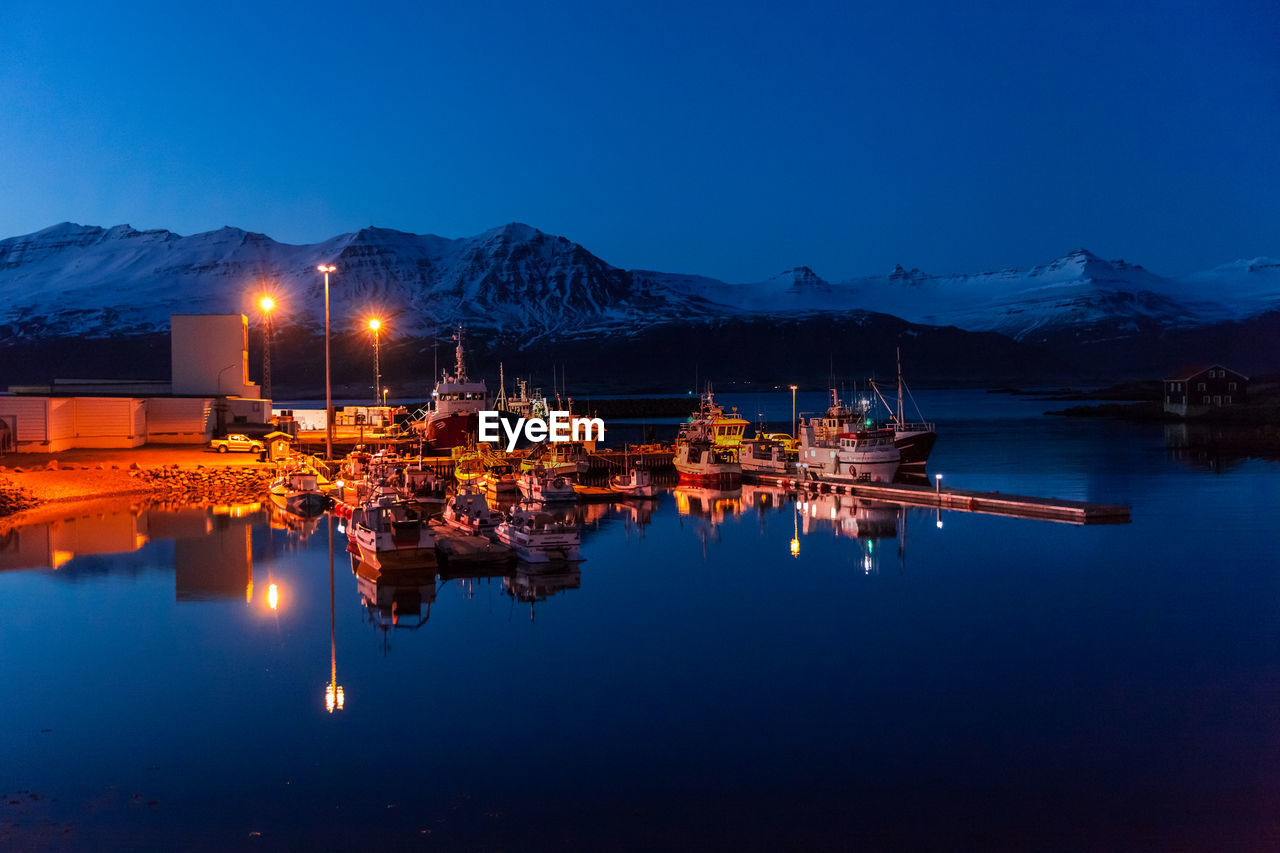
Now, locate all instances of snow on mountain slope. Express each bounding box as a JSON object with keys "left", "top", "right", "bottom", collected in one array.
[
  {"left": 0, "top": 222, "right": 713, "bottom": 341},
  {"left": 0, "top": 222, "right": 1274, "bottom": 344}
]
